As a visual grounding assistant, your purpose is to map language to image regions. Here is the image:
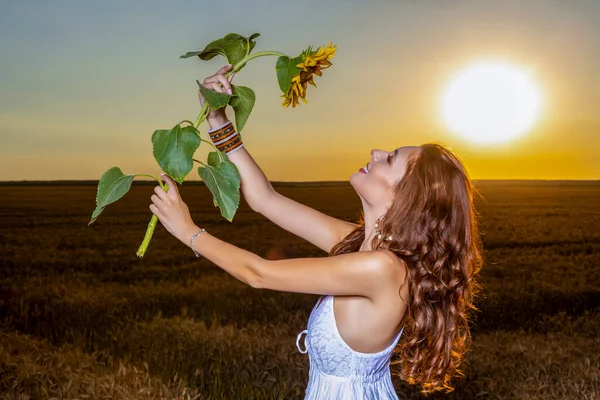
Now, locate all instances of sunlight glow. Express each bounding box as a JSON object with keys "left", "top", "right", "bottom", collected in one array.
[{"left": 440, "top": 61, "right": 543, "bottom": 145}]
